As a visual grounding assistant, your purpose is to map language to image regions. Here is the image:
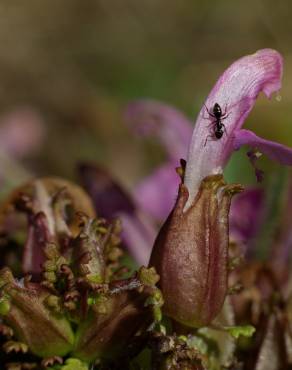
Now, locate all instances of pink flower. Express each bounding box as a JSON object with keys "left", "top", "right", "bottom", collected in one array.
[
  {"left": 184, "top": 49, "right": 285, "bottom": 209},
  {"left": 148, "top": 49, "right": 292, "bottom": 328}
]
